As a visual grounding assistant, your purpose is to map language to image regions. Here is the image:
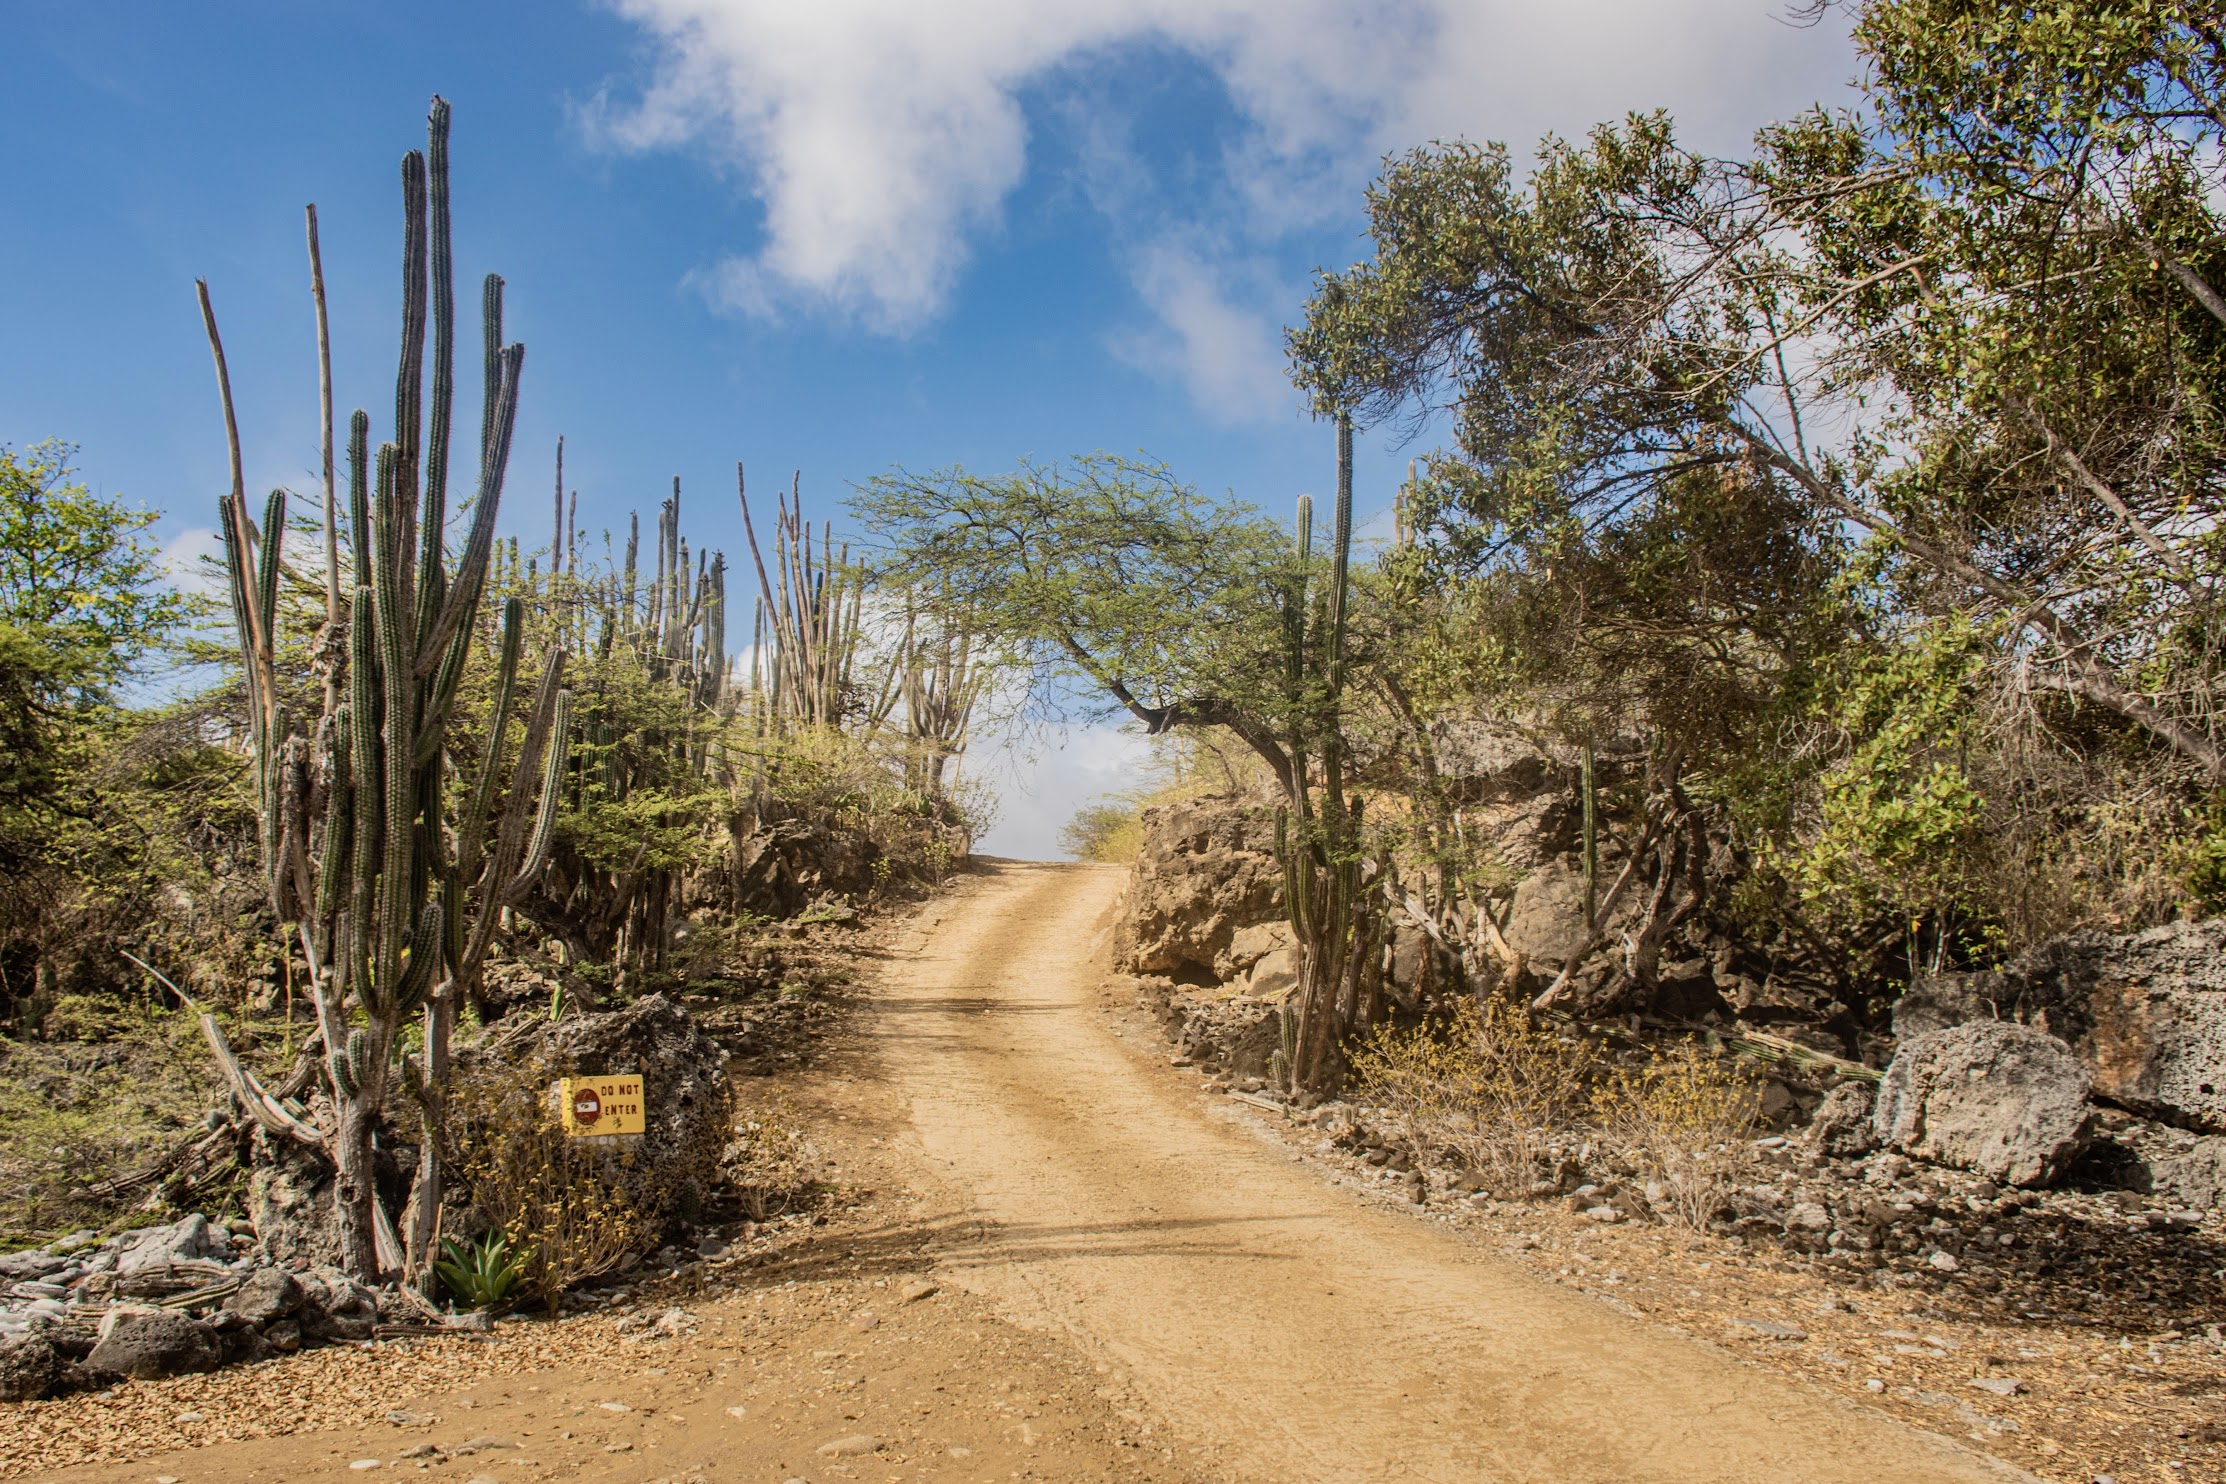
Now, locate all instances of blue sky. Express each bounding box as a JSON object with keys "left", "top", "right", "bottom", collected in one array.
[{"left": 6, "top": 0, "right": 1858, "bottom": 856}]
